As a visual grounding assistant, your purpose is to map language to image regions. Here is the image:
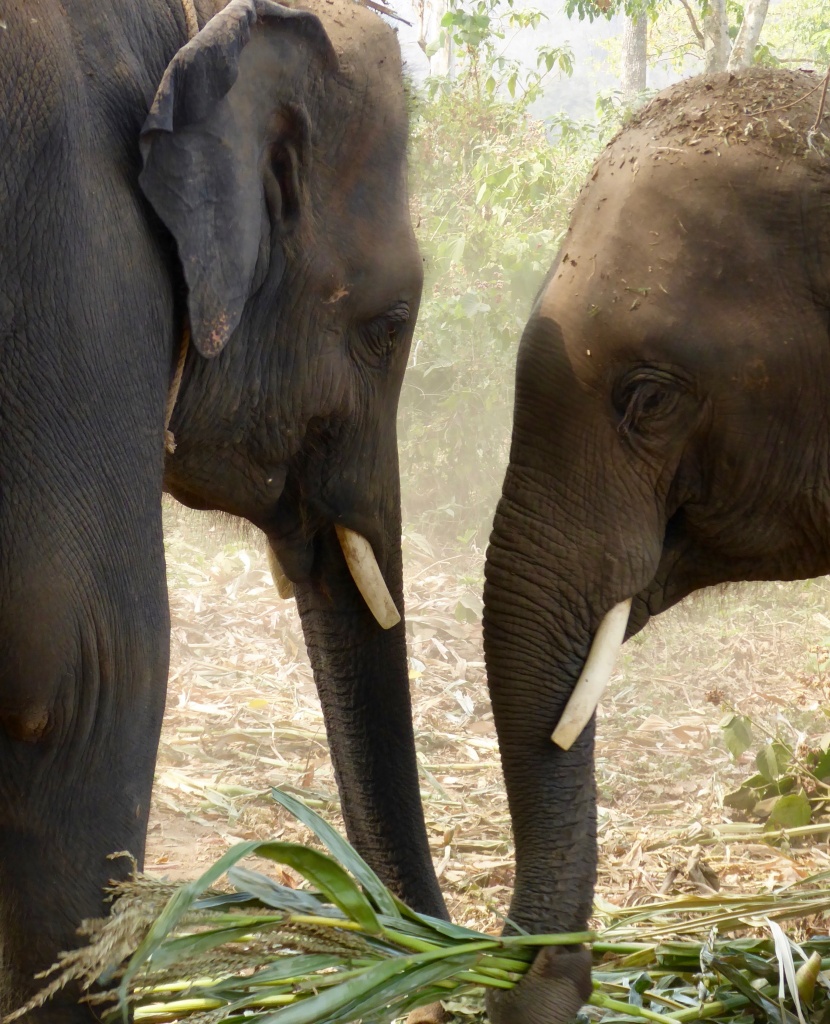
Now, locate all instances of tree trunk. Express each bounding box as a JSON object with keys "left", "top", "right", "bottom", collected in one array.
[
  {"left": 704, "top": 0, "right": 731, "bottom": 73},
  {"left": 727, "top": 0, "right": 770, "bottom": 71},
  {"left": 415, "top": 0, "right": 454, "bottom": 78},
  {"left": 621, "top": 13, "right": 647, "bottom": 100}
]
